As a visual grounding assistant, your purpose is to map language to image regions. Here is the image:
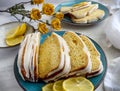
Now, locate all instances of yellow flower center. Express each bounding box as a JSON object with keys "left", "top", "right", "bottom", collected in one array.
[
  {"left": 55, "top": 12, "right": 64, "bottom": 20},
  {"left": 38, "top": 23, "right": 48, "bottom": 34},
  {"left": 51, "top": 18, "right": 61, "bottom": 30},
  {"left": 30, "top": 8, "right": 41, "bottom": 20},
  {"left": 42, "top": 3, "right": 54, "bottom": 15}
]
